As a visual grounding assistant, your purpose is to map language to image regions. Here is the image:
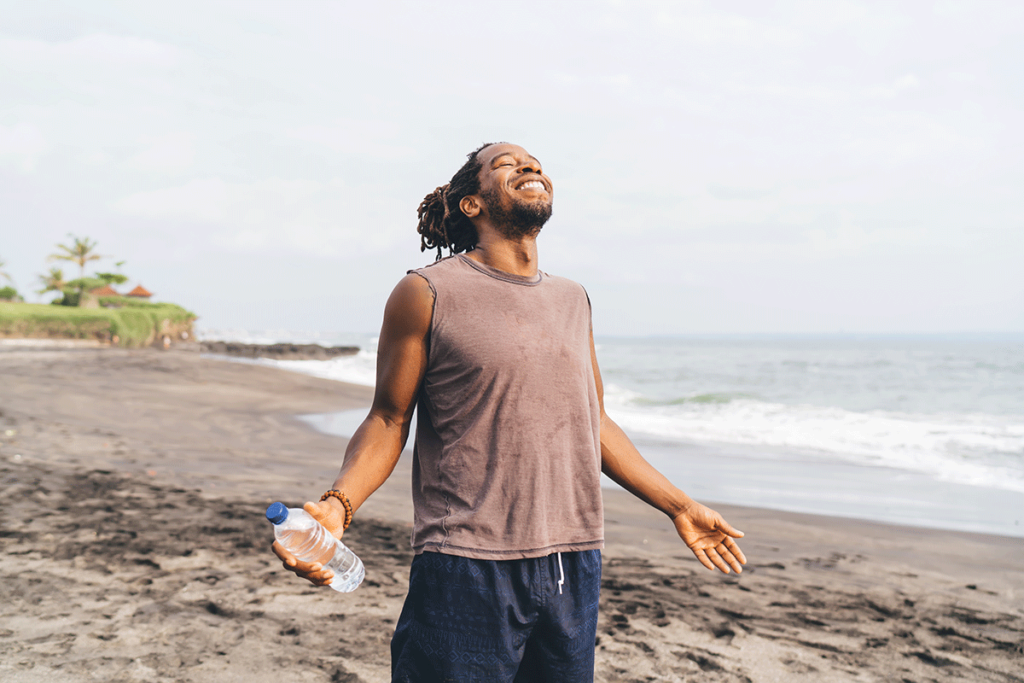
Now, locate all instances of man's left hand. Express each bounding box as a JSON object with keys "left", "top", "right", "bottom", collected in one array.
[{"left": 672, "top": 502, "right": 746, "bottom": 574}]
